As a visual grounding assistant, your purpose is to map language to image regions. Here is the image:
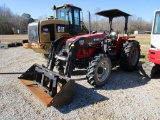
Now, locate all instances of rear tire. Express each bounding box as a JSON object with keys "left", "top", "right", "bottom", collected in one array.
[
  {"left": 119, "top": 40, "right": 140, "bottom": 72},
  {"left": 86, "top": 54, "right": 111, "bottom": 87}
]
